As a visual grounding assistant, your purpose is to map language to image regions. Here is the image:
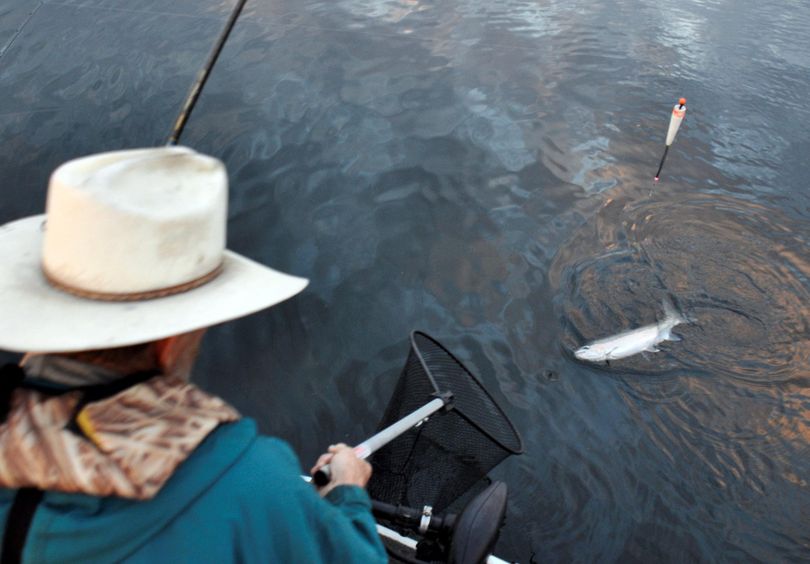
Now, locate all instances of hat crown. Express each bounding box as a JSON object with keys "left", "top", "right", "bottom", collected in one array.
[{"left": 42, "top": 147, "right": 227, "bottom": 296}]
